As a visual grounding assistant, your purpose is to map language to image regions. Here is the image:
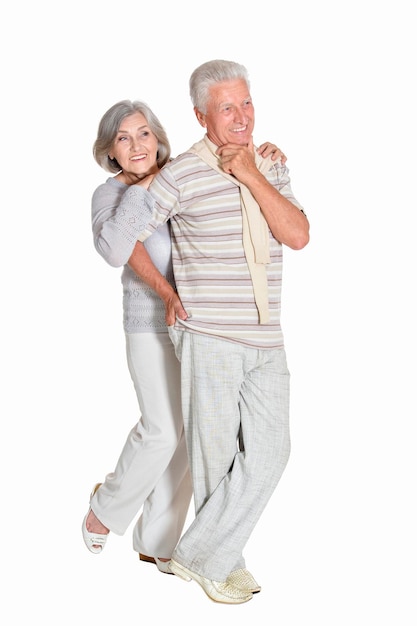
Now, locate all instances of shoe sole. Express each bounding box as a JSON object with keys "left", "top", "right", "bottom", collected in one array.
[{"left": 139, "top": 553, "right": 156, "bottom": 565}]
